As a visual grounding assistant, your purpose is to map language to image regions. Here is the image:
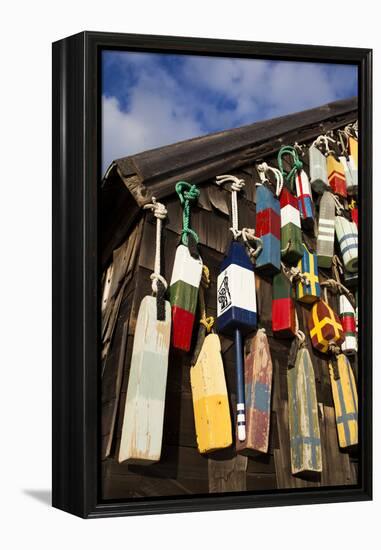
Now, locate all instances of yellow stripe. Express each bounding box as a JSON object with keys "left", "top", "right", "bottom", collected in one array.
[{"left": 310, "top": 303, "right": 342, "bottom": 352}]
